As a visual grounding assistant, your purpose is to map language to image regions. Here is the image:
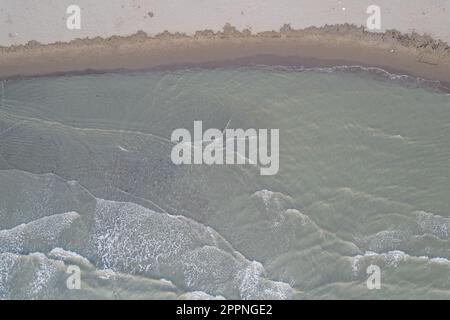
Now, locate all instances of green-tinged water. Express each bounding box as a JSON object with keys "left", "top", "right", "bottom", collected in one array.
[{"left": 1, "top": 66, "right": 450, "bottom": 299}]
